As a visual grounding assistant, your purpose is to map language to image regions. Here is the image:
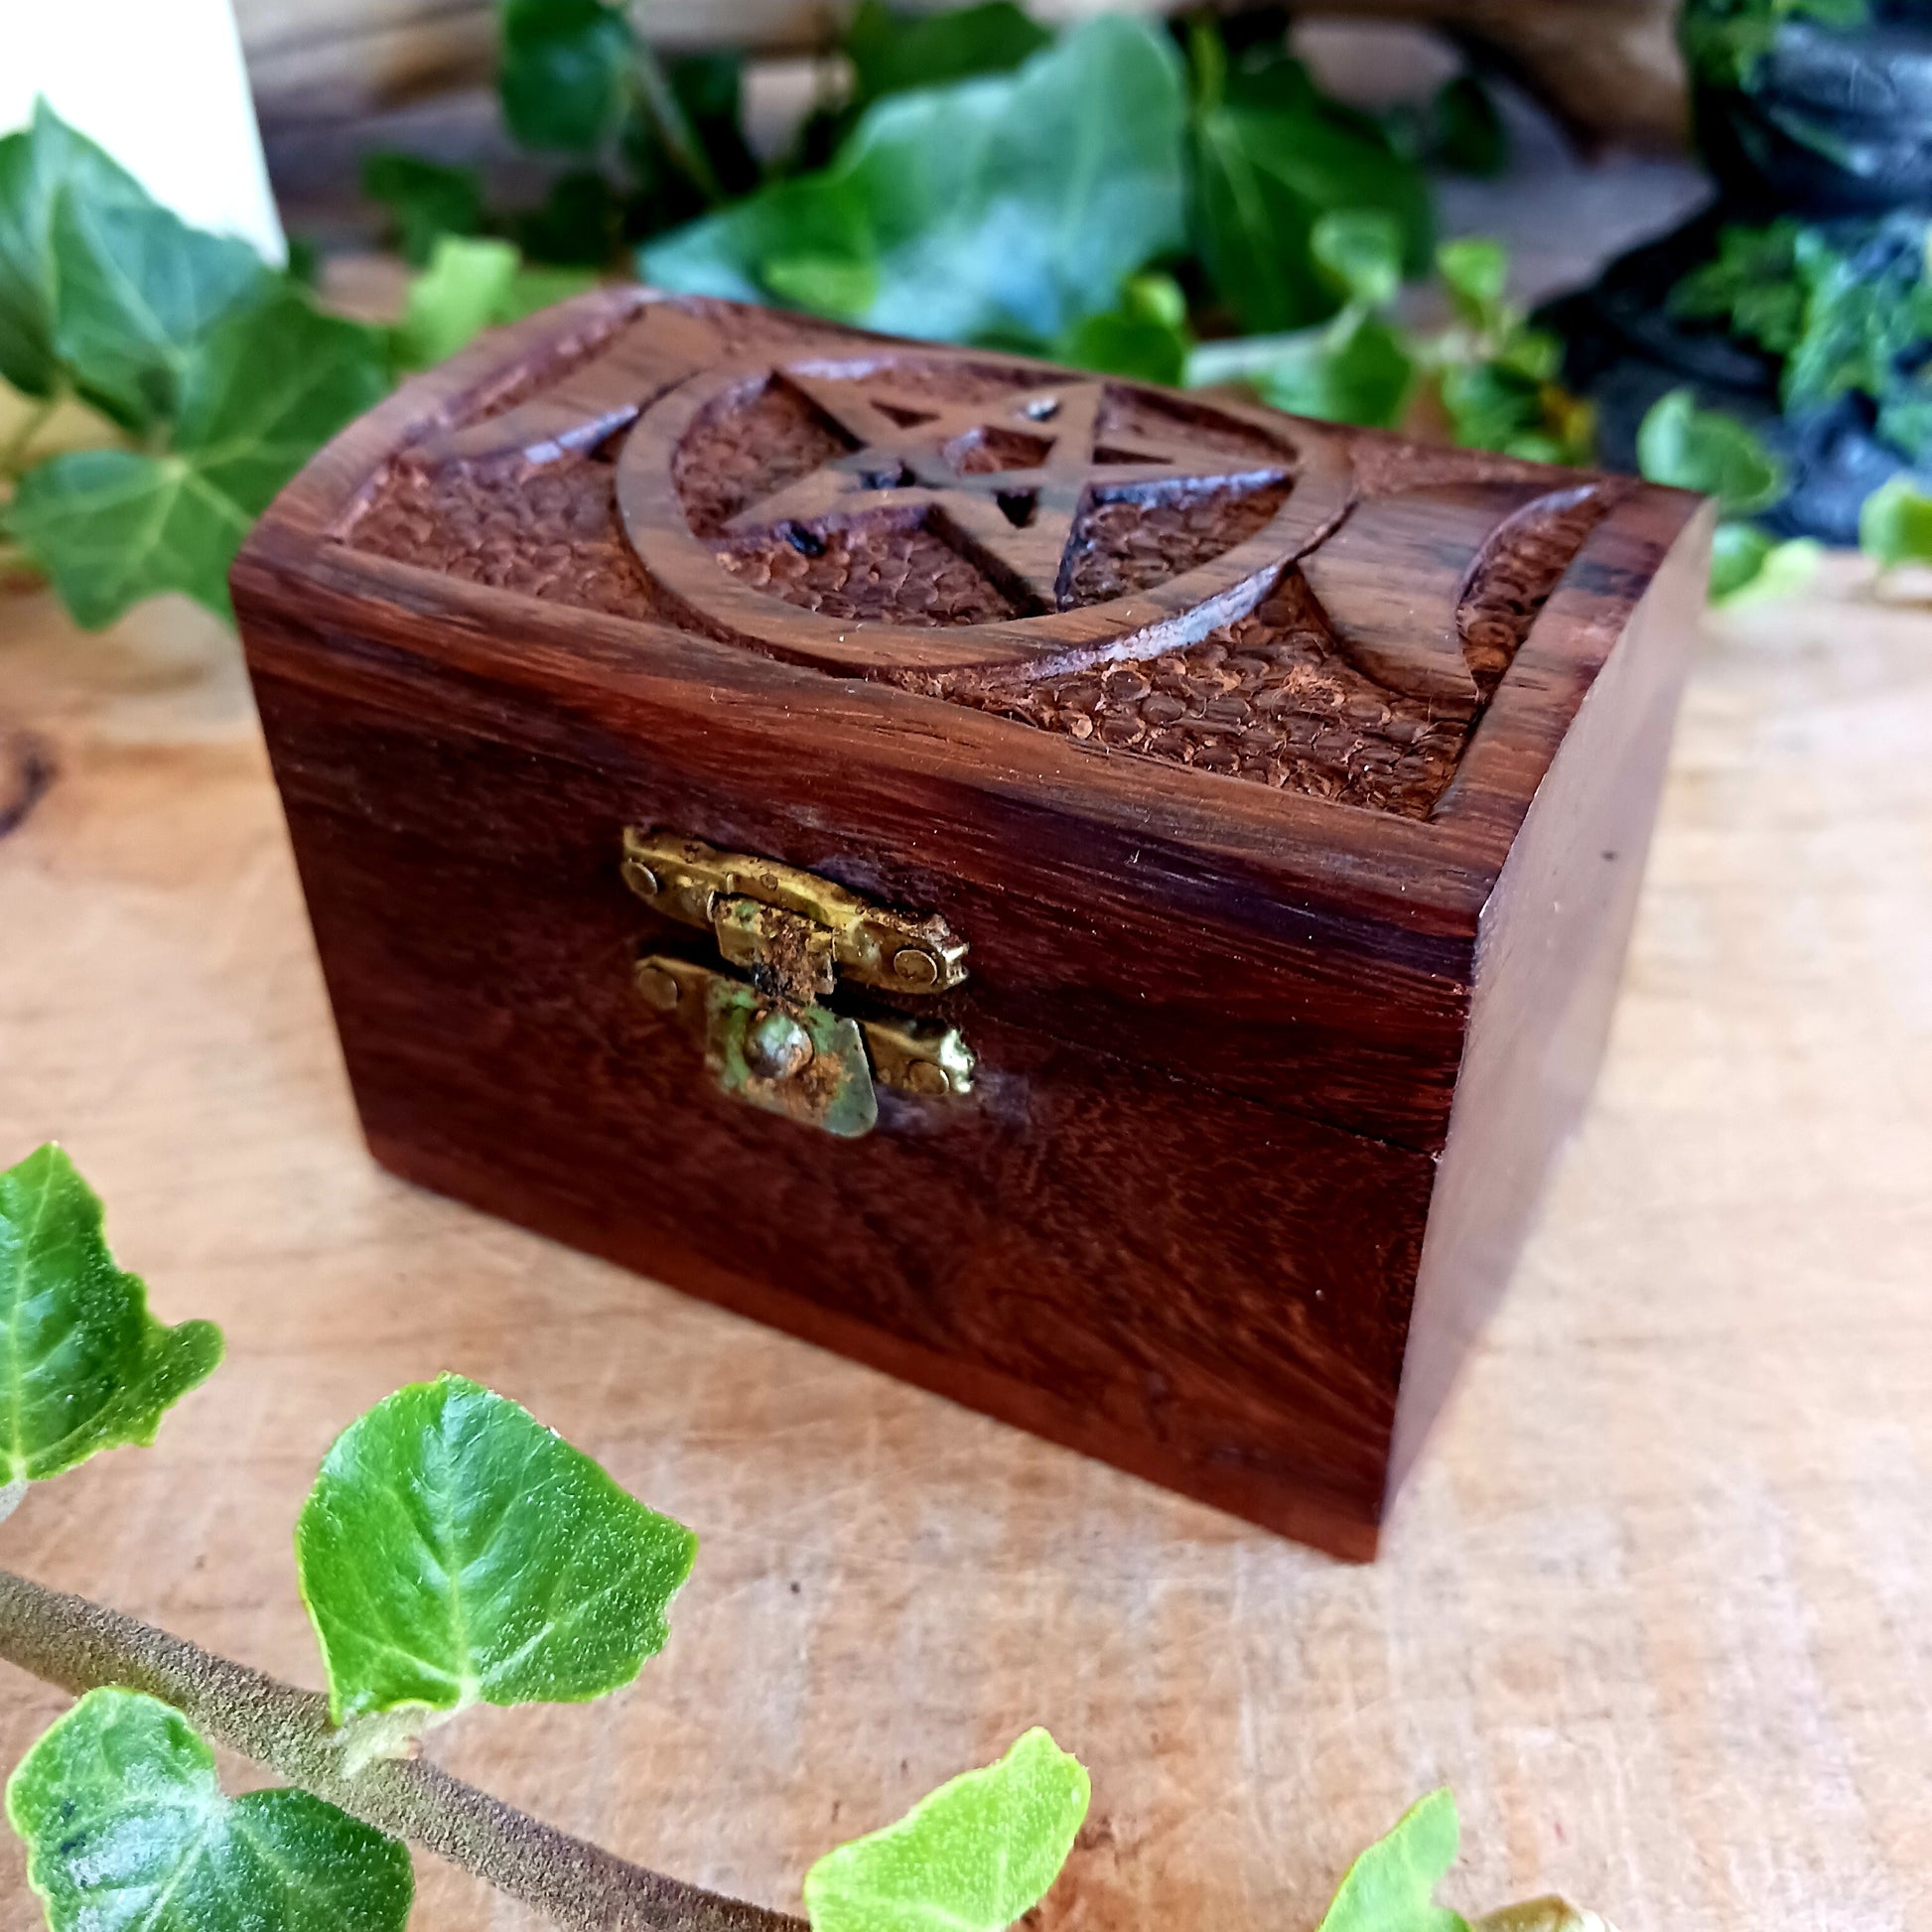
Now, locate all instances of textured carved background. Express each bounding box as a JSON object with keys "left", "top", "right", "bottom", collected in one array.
[
  {"left": 717, "top": 515, "right": 1018, "bottom": 627},
  {"left": 338, "top": 304, "right": 1614, "bottom": 820},
  {"left": 1457, "top": 489, "right": 1613, "bottom": 695},
  {"left": 950, "top": 574, "right": 1469, "bottom": 819},
  {"left": 348, "top": 446, "right": 676, "bottom": 622},
  {"left": 1060, "top": 480, "right": 1293, "bottom": 607},
  {"left": 676, "top": 379, "right": 854, "bottom": 538}
]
